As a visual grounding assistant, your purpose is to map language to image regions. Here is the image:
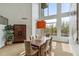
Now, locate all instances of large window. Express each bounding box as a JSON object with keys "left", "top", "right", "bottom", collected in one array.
[
  {"left": 44, "top": 19, "right": 57, "bottom": 36},
  {"left": 42, "top": 3, "right": 57, "bottom": 17},
  {"left": 40, "top": 3, "right": 76, "bottom": 37},
  {"left": 61, "top": 3, "right": 71, "bottom": 37}
]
